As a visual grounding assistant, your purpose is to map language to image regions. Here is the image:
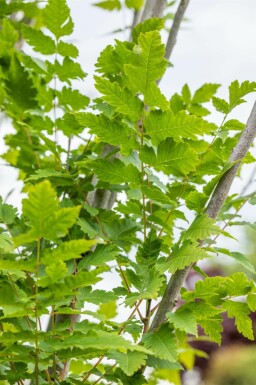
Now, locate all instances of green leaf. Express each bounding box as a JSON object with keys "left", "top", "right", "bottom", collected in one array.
[
  {"left": 191, "top": 83, "right": 220, "bottom": 104},
  {"left": 181, "top": 214, "right": 222, "bottom": 242},
  {"left": 22, "top": 180, "right": 59, "bottom": 229},
  {"left": 43, "top": 0, "right": 73, "bottom": 39},
  {"left": 142, "top": 324, "right": 178, "bottom": 362},
  {"left": 0, "top": 197, "right": 17, "bottom": 225},
  {"left": 0, "top": 233, "right": 13, "bottom": 252},
  {"left": 54, "top": 57, "right": 86, "bottom": 83},
  {"left": 58, "top": 87, "right": 89, "bottom": 110},
  {"left": 167, "top": 308, "right": 198, "bottom": 336},
  {"left": 79, "top": 288, "right": 117, "bottom": 304},
  {"left": 185, "top": 191, "right": 208, "bottom": 213},
  {"left": 78, "top": 244, "right": 120, "bottom": 269},
  {"left": 42, "top": 239, "right": 96, "bottom": 264},
  {"left": 108, "top": 350, "right": 147, "bottom": 375},
  {"left": 199, "top": 318, "right": 223, "bottom": 345},
  {"left": 142, "top": 185, "right": 175, "bottom": 205},
  {"left": 144, "top": 82, "right": 170, "bottom": 110},
  {"left": 247, "top": 293, "right": 256, "bottom": 312},
  {"left": 229, "top": 80, "right": 256, "bottom": 110},
  {"left": 15, "top": 180, "right": 80, "bottom": 242},
  {"left": 6, "top": 55, "right": 38, "bottom": 110},
  {"left": 46, "top": 260, "right": 67, "bottom": 282},
  {"left": 75, "top": 112, "right": 132, "bottom": 147},
  {"left": 225, "top": 272, "right": 253, "bottom": 297},
  {"left": 145, "top": 110, "right": 216, "bottom": 145},
  {"left": 94, "top": 76, "right": 143, "bottom": 121},
  {"left": 136, "top": 229, "right": 162, "bottom": 267},
  {"left": 125, "top": 268, "right": 164, "bottom": 305},
  {"left": 92, "top": 159, "right": 140, "bottom": 185},
  {"left": 49, "top": 268, "right": 106, "bottom": 293},
  {"left": 99, "top": 301, "right": 117, "bottom": 319},
  {"left": 40, "top": 330, "right": 149, "bottom": 353},
  {"left": 181, "top": 84, "right": 191, "bottom": 104},
  {"left": 214, "top": 247, "right": 256, "bottom": 274},
  {"left": 0, "top": 19, "right": 18, "bottom": 56},
  {"left": 132, "top": 18, "right": 164, "bottom": 42},
  {"left": 212, "top": 96, "right": 229, "bottom": 114},
  {"left": 223, "top": 300, "right": 254, "bottom": 340},
  {"left": 22, "top": 25, "right": 56, "bottom": 55},
  {"left": 125, "top": 31, "right": 167, "bottom": 94},
  {"left": 182, "top": 276, "right": 226, "bottom": 304},
  {"left": 57, "top": 40, "right": 79, "bottom": 58},
  {"left": 94, "top": 0, "right": 121, "bottom": 11},
  {"left": 140, "top": 139, "right": 199, "bottom": 176},
  {"left": 166, "top": 241, "right": 209, "bottom": 273}
]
